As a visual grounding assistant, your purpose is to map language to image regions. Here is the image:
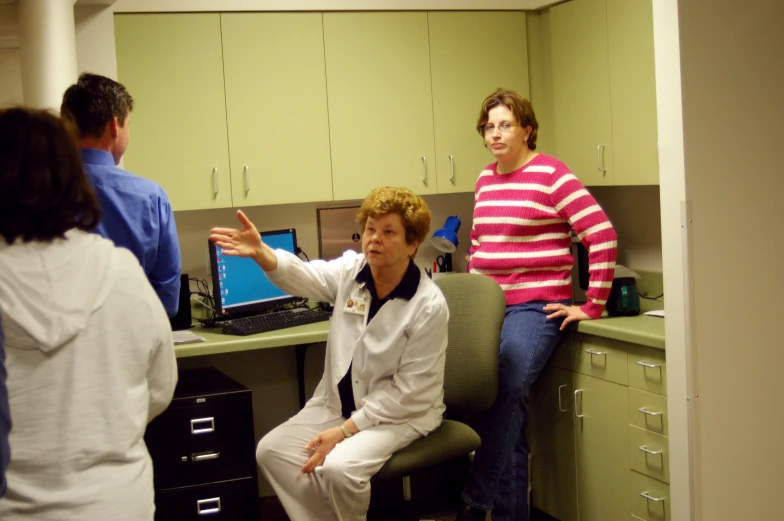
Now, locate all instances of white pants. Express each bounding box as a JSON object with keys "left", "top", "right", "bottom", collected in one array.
[{"left": 256, "top": 415, "right": 420, "bottom": 521}]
